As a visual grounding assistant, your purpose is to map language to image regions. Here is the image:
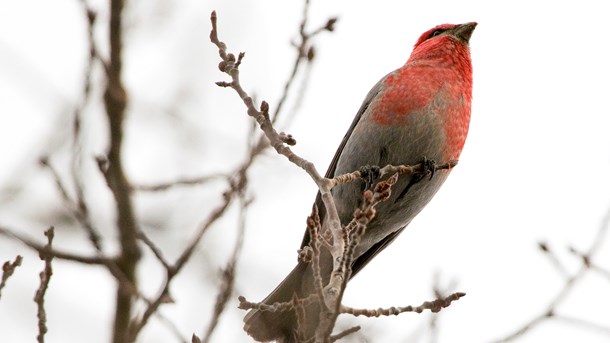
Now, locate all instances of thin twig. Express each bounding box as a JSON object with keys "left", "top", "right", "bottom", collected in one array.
[
  {"left": 537, "top": 241, "right": 569, "bottom": 279},
  {"left": 201, "top": 193, "right": 250, "bottom": 343},
  {"left": 131, "top": 173, "right": 226, "bottom": 192},
  {"left": 341, "top": 292, "right": 466, "bottom": 317},
  {"left": 238, "top": 294, "right": 318, "bottom": 313},
  {"left": 127, "top": 187, "right": 237, "bottom": 340},
  {"left": 39, "top": 157, "right": 103, "bottom": 253},
  {"left": 330, "top": 325, "right": 361, "bottom": 342},
  {"left": 138, "top": 231, "right": 172, "bottom": 270},
  {"left": 553, "top": 314, "right": 610, "bottom": 336},
  {"left": 0, "top": 255, "right": 23, "bottom": 300},
  {"left": 34, "top": 227, "right": 55, "bottom": 343},
  {"left": 0, "top": 227, "right": 110, "bottom": 265},
  {"left": 271, "top": 0, "right": 336, "bottom": 125},
  {"left": 71, "top": 1, "right": 104, "bottom": 252}
]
